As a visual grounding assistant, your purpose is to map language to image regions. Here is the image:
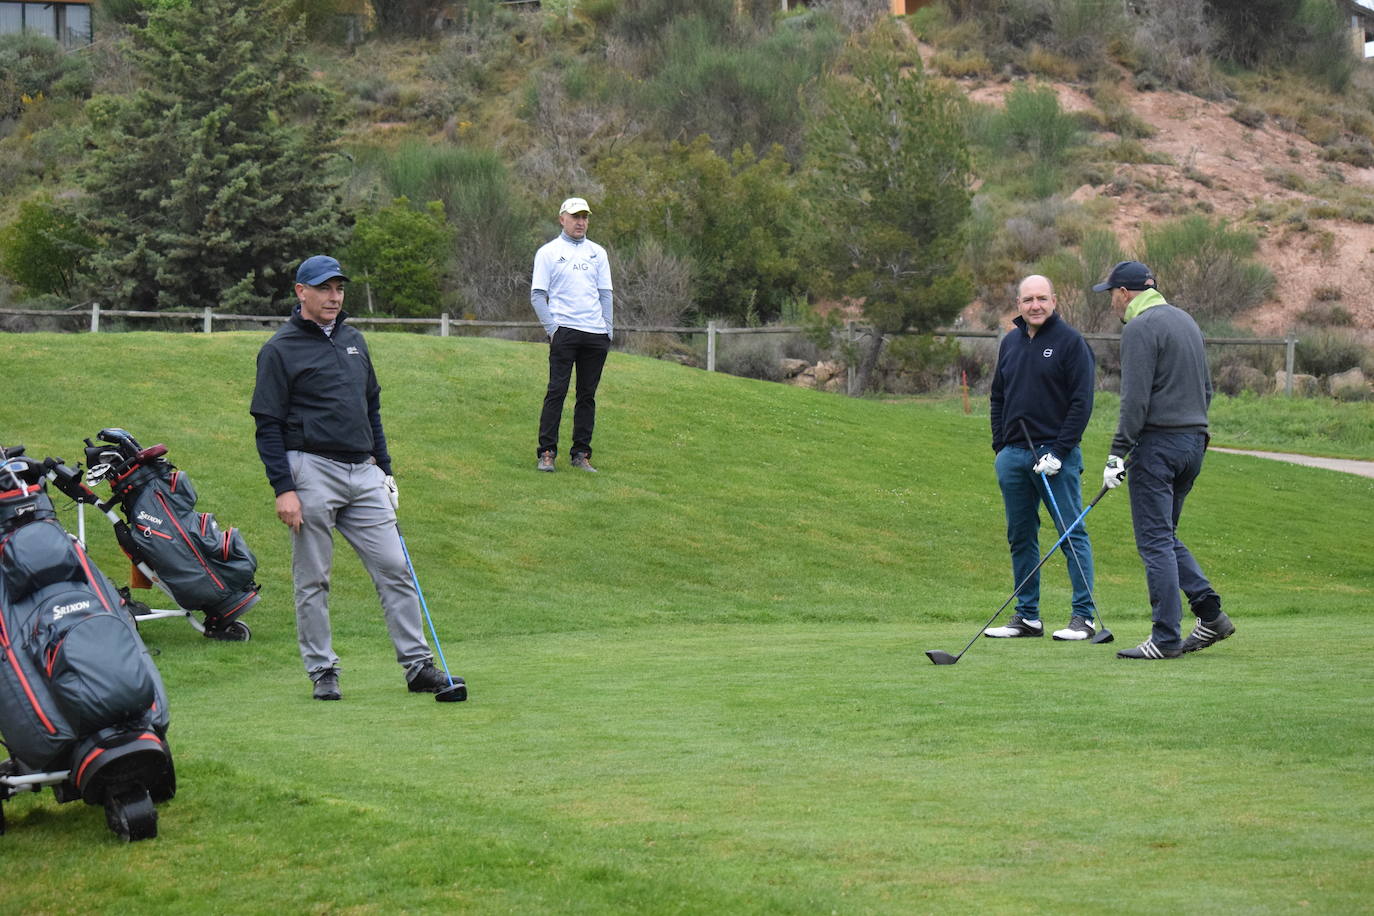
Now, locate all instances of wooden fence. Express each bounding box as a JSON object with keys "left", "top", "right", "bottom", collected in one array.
[{"left": 0, "top": 305, "right": 1301, "bottom": 395}]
